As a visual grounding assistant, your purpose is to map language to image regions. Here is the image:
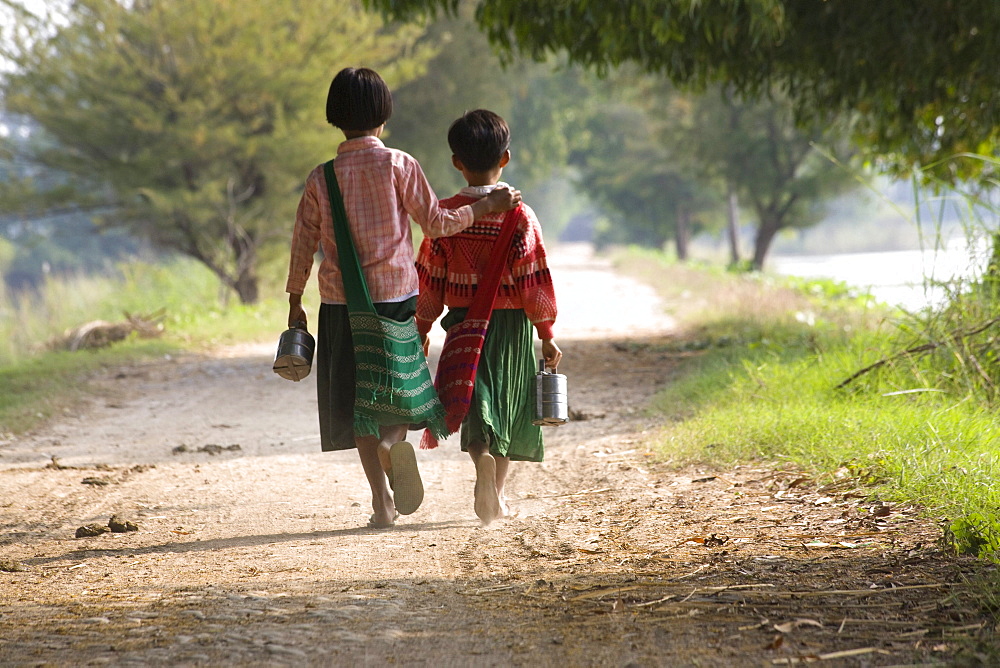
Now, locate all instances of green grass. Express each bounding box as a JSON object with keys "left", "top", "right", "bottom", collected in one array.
[
  {"left": 0, "top": 256, "right": 314, "bottom": 435},
  {"left": 614, "top": 248, "right": 1000, "bottom": 561},
  {"left": 657, "top": 340, "right": 1000, "bottom": 538}
]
